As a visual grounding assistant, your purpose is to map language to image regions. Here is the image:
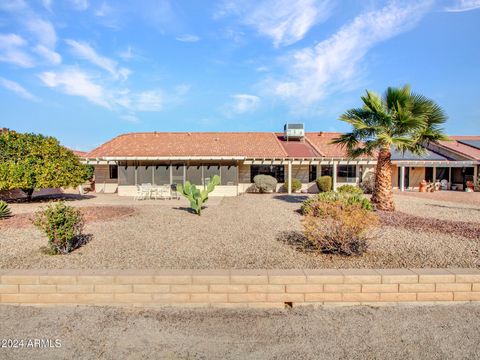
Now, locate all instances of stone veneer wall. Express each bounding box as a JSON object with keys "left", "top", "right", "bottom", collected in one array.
[{"left": 0, "top": 269, "right": 479, "bottom": 308}]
